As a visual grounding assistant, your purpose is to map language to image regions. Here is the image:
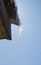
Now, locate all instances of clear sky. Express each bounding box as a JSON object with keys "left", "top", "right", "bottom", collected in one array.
[{"left": 0, "top": 0, "right": 41, "bottom": 65}]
